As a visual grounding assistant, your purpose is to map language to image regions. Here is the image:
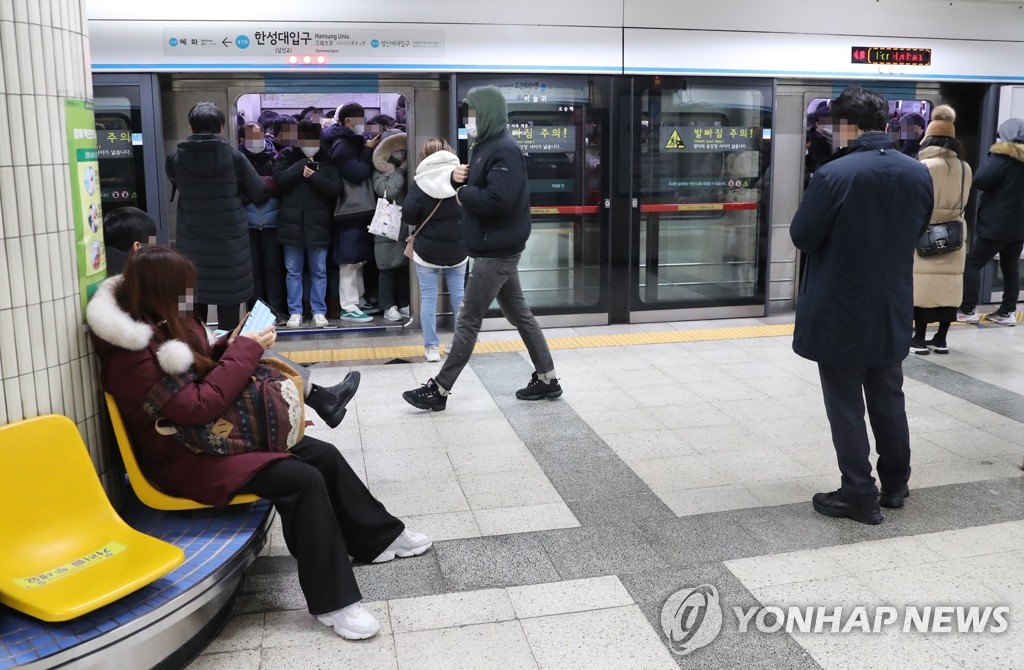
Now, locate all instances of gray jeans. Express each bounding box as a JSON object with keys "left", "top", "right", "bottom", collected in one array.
[{"left": 434, "top": 254, "right": 554, "bottom": 392}]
